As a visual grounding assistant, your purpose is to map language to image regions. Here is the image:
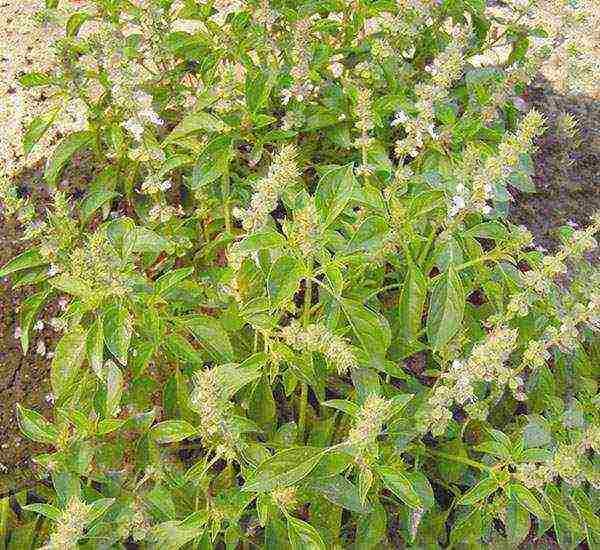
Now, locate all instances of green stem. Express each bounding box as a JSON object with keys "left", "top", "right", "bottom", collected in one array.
[
  {"left": 298, "top": 382, "right": 308, "bottom": 444},
  {"left": 425, "top": 448, "right": 492, "bottom": 473},
  {"left": 222, "top": 170, "right": 231, "bottom": 234}
]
